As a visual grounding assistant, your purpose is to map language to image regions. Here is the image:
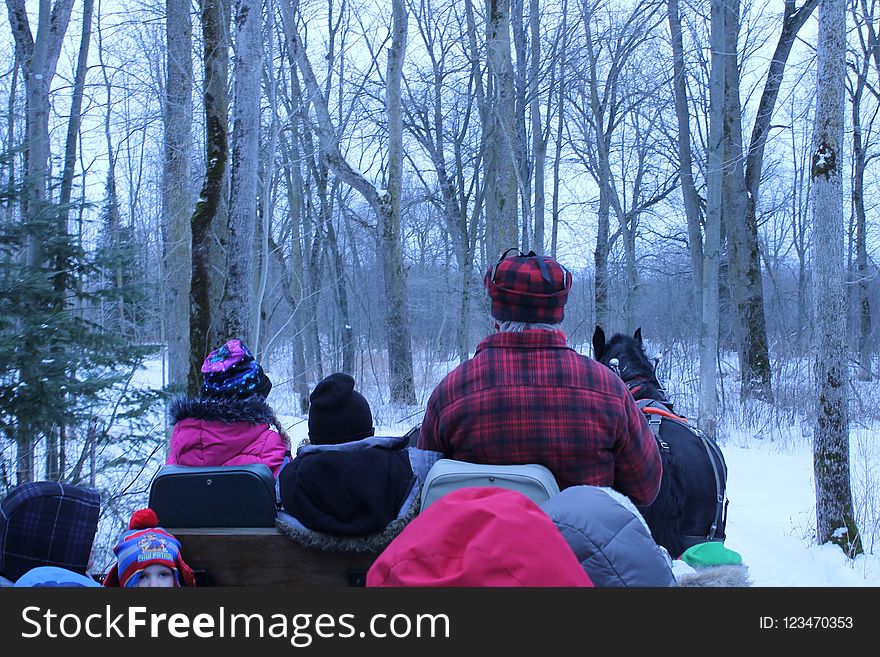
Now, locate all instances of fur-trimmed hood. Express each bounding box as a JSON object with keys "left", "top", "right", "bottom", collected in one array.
[
  {"left": 166, "top": 396, "right": 288, "bottom": 477},
  {"left": 675, "top": 564, "right": 752, "bottom": 587},
  {"left": 169, "top": 396, "right": 280, "bottom": 427},
  {"left": 275, "top": 490, "right": 420, "bottom": 554}
]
